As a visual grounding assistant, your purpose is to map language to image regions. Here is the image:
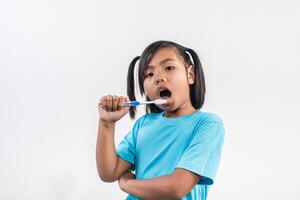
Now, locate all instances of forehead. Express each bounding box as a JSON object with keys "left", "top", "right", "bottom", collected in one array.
[{"left": 147, "top": 47, "right": 184, "bottom": 68}]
